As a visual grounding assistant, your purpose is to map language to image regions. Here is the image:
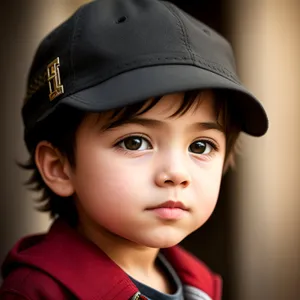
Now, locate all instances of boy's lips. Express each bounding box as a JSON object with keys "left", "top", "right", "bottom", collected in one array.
[
  {"left": 146, "top": 200, "right": 189, "bottom": 220},
  {"left": 147, "top": 200, "right": 188, "bottom": 210}
]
